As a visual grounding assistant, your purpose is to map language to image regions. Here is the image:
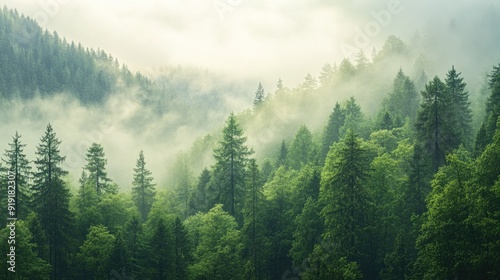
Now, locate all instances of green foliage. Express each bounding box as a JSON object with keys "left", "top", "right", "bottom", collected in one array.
[
  {"left": 132, "top": 150, "right": 156, "bottom": 221},
  {"left": 340, "top": 97, "right": 365, "bottom": 139},
  {"left": 0, "top": 220, "right": 51, "bottom": 280},
  {"left": 77, "top": 225, "right": 115, "bottom": 279},
  {"left": 212, "top": 113, "right": 253, "bottom": 218},
  {"left": 416, "top": 76, "right": 460, "bottom": 172},
  {"left": 445, "top": 66, "right": 473, "bottom": 149},
  {"left": 188, "top": 204, "right": 243, "bottom": 280},
  {"left": 288, "top": 125, "right": 316, "bottom": 170},
  {"left": 321, "top": 102, "right": 346, "bottom": 162},
  {"left": 290, "top": 197, "right": 322, "bottom": 267},
  {"left": 242, "top": 159, "right": 269, "bottom": 279},
  {"left": 253, "top": 82, "right": 265, "bottom": 108},
  {"left": 2, "top": 131, "right": 32, "bottom": 219},
  {"left": 84, "top": 143, "right": 113, "bottom": 196},
  {"left": 32, "top": 124, "right": 74, "bottom": 279},
  {"left": 189, "top": 168, "right": 211, "bottom": 215},
  {"left": 319, "top": 130, "right": 372, "bottom": 276},
  {"left": 476, "top": 63, "right": 500, "bottom": 153}
]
